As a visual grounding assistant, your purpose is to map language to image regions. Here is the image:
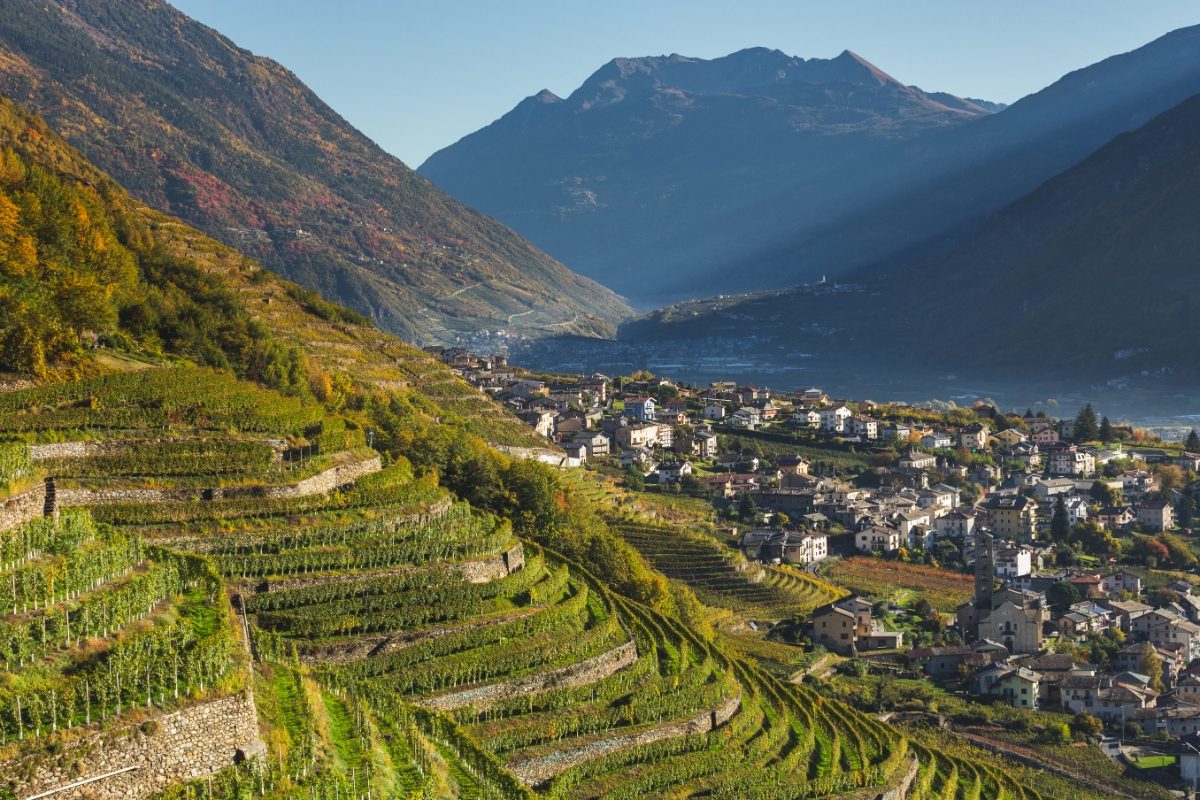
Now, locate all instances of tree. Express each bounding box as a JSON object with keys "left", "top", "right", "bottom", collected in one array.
[
  {"left": 1074, "top": 404, "right": 1099, "bottom": 442},
  {"left": 1038, "top": 722, "right": 1070, "bottom": 745},
  {"left": 1187, "top": 429, "right": 1200, "bottom": 452},
  {"left": 1070, "top": 711, "right": 1103, "bottom": 738},
  {"left": 1050, "top": 495, "right": 1070, "bottom": 542},
  {"left": 1099, "top": 416, "right": 1115, "bottom": 443},
  {"left": 1090, "top": 481, "right": 1122, "bottom": 508},
  {"left": 737, "top": 493, "right": 758, "bottom": 522},
  {"left": 1180, "top": 487, "right": 1195, "bottom": 530},
  {"left": 1047, "top": 581, "right": 1081, "bottom": 613},
  {"left": 1138, "top": 646, "right": 1164, "bottom": 692},
  {"left": 1147, "top": 587, "right": 1180, "bottom": 609}
]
